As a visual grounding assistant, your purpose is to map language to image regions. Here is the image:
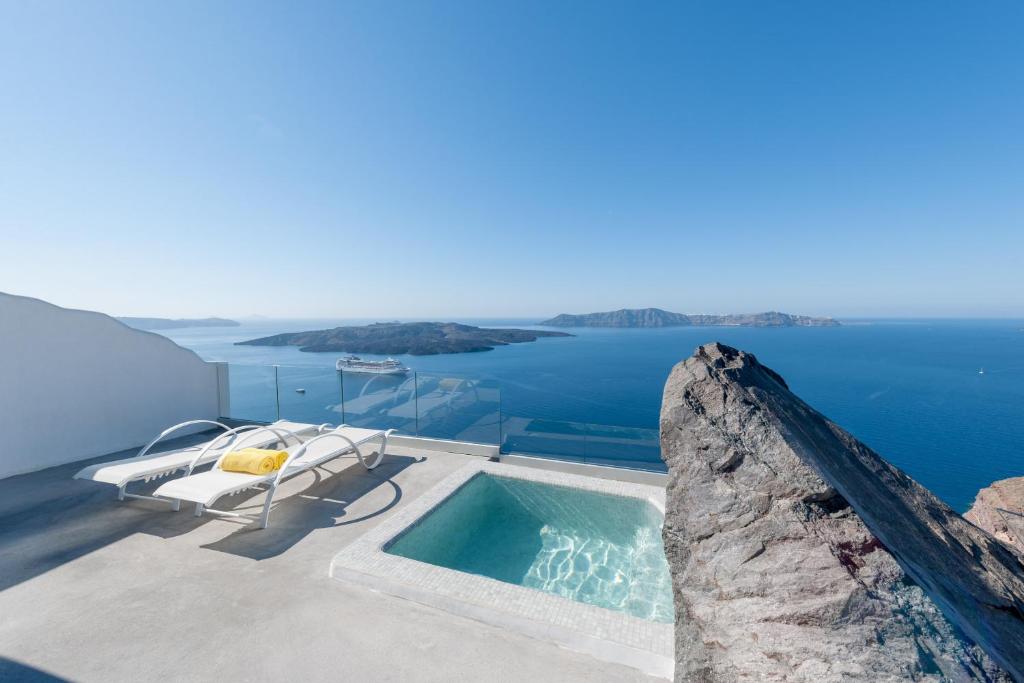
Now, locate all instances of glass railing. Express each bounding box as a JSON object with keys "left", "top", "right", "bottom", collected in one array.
[
  {"left": 415, "top": 373, "right": 501, "bottom": 444},
  {"left": 276, "top": 364, "right": 345, "bottom": 426},
  {"left": 498, "top": 417, "right": 587, "bottom": 460},
  {"left": 340, "top": 370, "right": 417, "bottom": 434},
  {"left": 223, "top": 363, "right": 663, "bottom": 472},
  {"left": 499, "top": 417, "right": 664, "bottom": 472},
  {"left": 227, "top": 363, "right": 278, "bottom": 424}
]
